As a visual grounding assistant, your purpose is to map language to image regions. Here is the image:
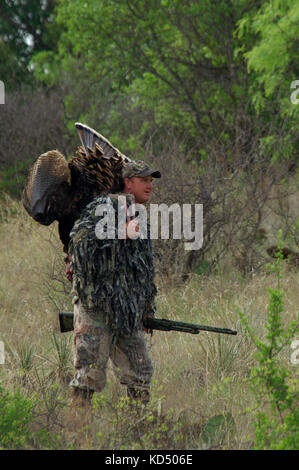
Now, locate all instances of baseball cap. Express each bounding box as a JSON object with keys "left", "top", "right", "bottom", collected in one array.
[{"left": 122, "top": 160, "right": 161, "bottom": 179}]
